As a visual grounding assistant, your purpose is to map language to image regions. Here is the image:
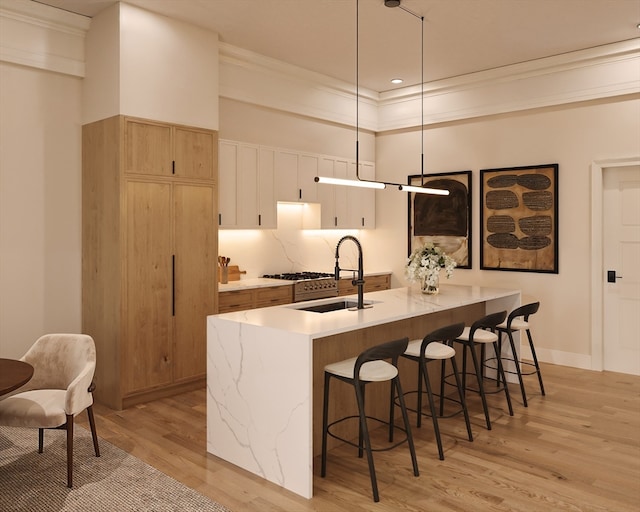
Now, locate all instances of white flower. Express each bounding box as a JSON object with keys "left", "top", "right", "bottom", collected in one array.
[{"left": 405, "top": 243, "right": 456, "bottom": 284}]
